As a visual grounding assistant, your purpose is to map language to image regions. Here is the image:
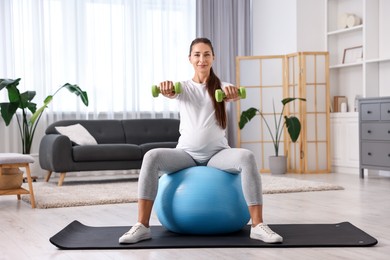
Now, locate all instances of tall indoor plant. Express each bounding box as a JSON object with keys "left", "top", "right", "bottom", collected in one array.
[
  {"left": 0, "top": 78, "right": 89, "bottom": 154},
  {"left": 239, "top": 97, "right": 305, "bottom": 174}
]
